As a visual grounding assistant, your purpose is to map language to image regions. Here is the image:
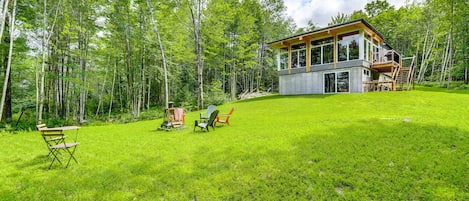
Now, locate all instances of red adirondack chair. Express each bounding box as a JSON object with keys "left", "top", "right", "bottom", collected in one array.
[{"left": 214, "top": 107, "right": 234, "bottom": 126}]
